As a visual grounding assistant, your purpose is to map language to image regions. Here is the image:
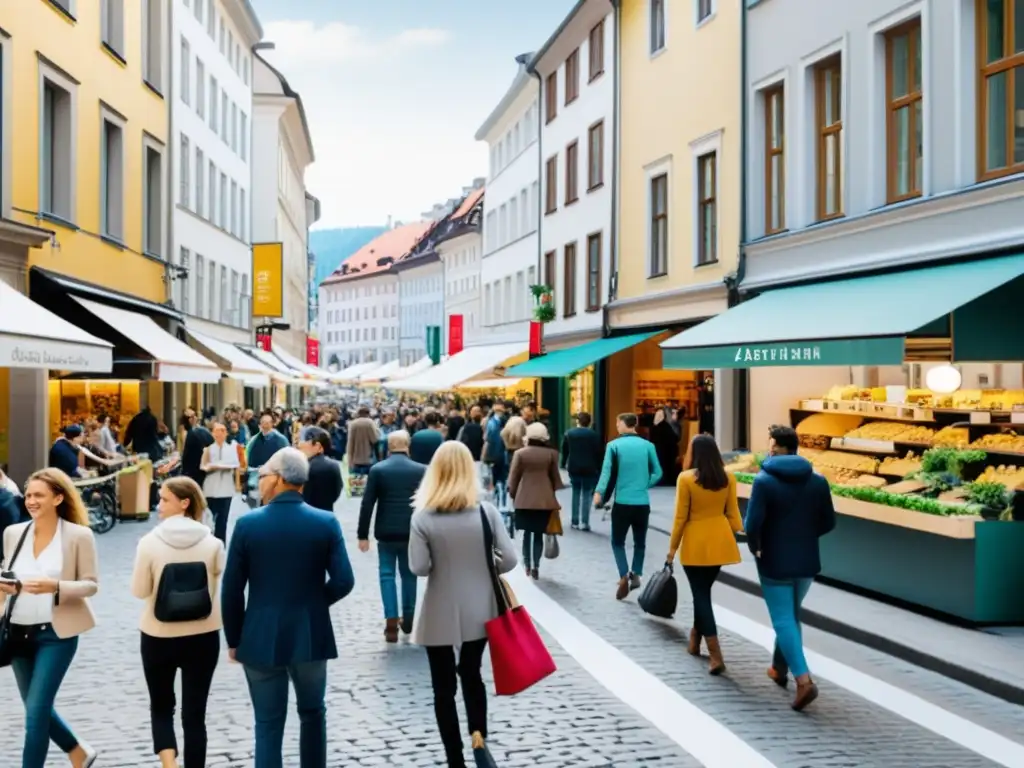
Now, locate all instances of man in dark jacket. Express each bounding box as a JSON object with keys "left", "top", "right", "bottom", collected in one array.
[
  {"left": 123, "top": 406, "right": 164, "bottom": 460},
  {"left": 181, "top": 419, "right": 215, "bottom": 487},
  {"left": 561, "top": 411, "right": 603, "bottom": 531},
  {"left": 49, "top": 425, "right": 86, "bottom": 478},
  {"left": 298, "top": 426, "right": 343, "bottom": 512},
  {"left": 409, "top": 410, "right": 444, "bottom": 465},
  {"left": 744, "top": 424, "right": 836, "bottom": 712},
  {"left": 356, "top": 430, "right": 425, "bottom": 641},
  {"left": 458, "top": 405, "right": 485, "bottom": 461}
]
